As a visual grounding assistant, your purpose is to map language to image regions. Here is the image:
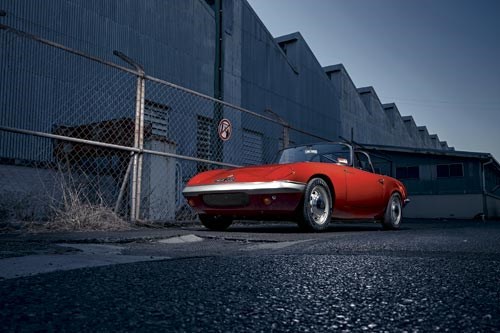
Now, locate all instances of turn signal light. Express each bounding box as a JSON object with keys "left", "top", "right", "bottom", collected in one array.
[
  {"left": 188, "top": 199, "right": 196, "bottom": 207},
  {"left": 262, "top": 195, "right": 277, "bottom": 206}
]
